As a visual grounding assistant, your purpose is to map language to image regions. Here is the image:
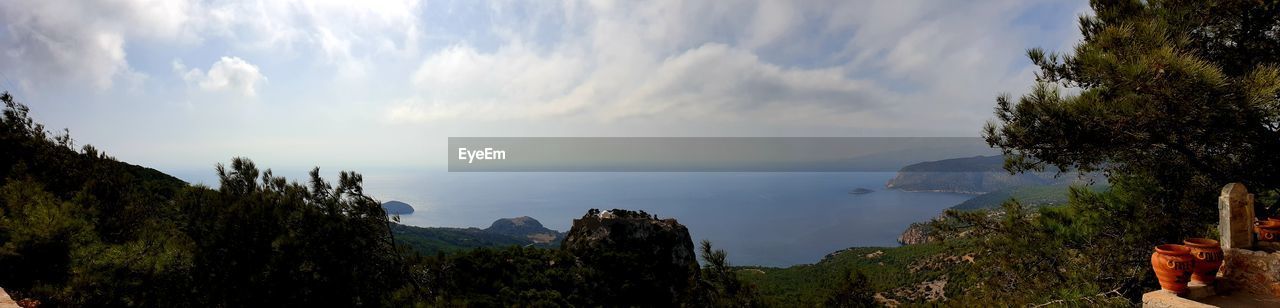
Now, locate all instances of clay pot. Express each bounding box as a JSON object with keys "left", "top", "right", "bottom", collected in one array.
[
  {"left": 1183, "top": 238, "right": 1223, "bottom": 284},
  {"left": 1151, "top": 244, "right": 1194, "bottom": 294},
  {"left": 1256, "top": 220, "right": 1280, "bottom": 241}
]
